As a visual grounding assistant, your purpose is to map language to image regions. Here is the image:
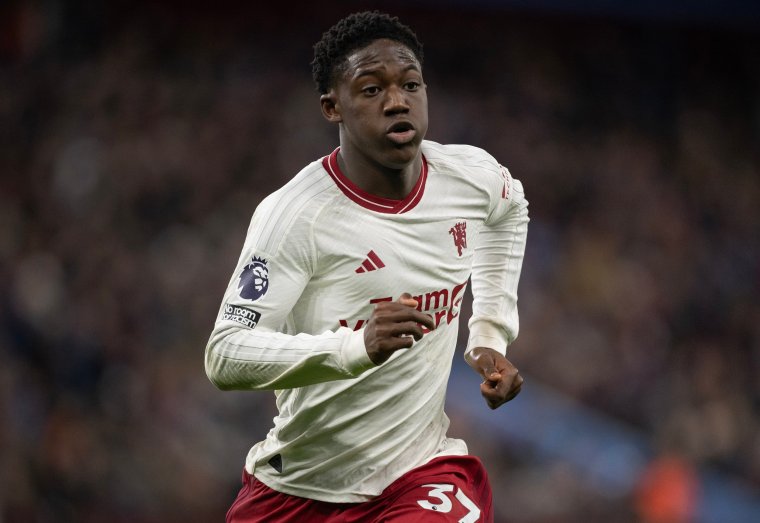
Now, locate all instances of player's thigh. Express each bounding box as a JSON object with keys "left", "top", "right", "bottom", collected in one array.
[
  {"left": 376, "top": 472, "right": 493, "bottom": 522},
  {"left": 227, "top": 471, "right": 338, "bottom": 523}
]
